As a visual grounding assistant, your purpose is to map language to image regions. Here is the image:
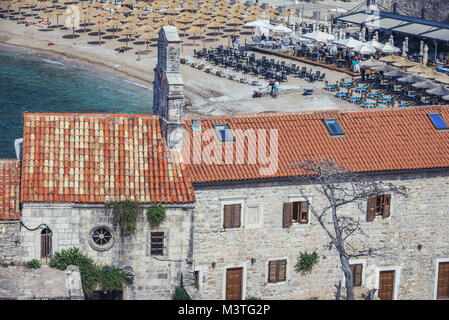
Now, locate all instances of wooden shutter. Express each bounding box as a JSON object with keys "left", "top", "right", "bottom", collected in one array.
[
  {"left": 300, "top": 201, "right": 309, "bottom": 224},
  {"left": 223, "top": 205, "right": 232, "bottom": 229},
  {"left": 283, "top": 202, "right": 293, "bottom": 227},
  {"left": 233, "top": 204, "right": 241, "bottom": 228},
  {"left": 278, "top": 260, "right": 287, "bottom": 281},
  {"left": 382, "top": 195, "right": 391, "bottom": 218},
  {"left": 268, "top": 261, "right": 278, "bottom": 283},
  {"left": 437, "top": 262, "right": 449, "bottom": 299},
  {"left": 350, "top": 264, "right": 363, "bottom": 287},
  {"left": 367, "top": 196, "right": 377, "bottom": 221}
]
